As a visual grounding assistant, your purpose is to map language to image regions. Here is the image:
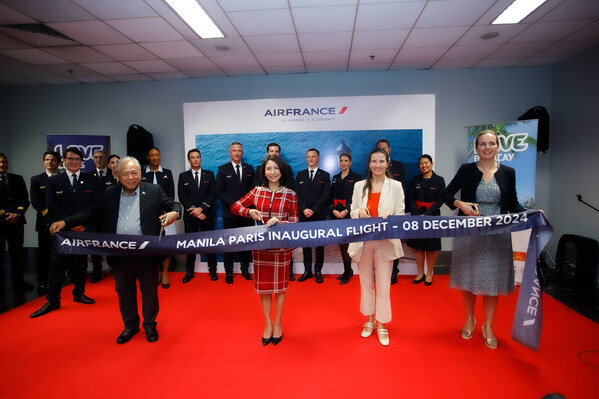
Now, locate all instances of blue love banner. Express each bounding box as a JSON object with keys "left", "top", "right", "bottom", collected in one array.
[{"left": 55, "top": 210, "right": 552, "bottom": 351}]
